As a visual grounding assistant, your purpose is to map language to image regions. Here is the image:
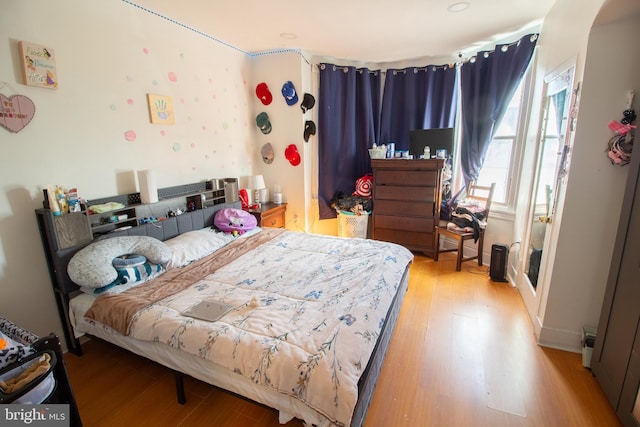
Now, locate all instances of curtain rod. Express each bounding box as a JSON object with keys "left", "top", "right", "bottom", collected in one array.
[{"left": 466, "top": 33, "right": 539, "bottom": 63}]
